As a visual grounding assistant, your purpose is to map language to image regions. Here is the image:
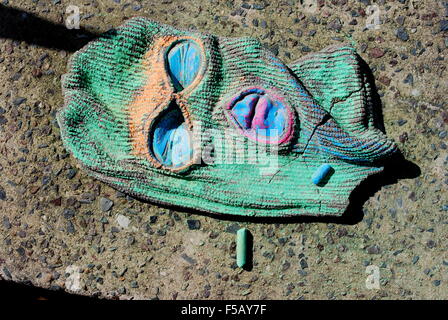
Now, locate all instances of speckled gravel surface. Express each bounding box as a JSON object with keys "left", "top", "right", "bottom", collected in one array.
[{"left": 0, "top": 0, "right": 447, "bottom": 300}]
